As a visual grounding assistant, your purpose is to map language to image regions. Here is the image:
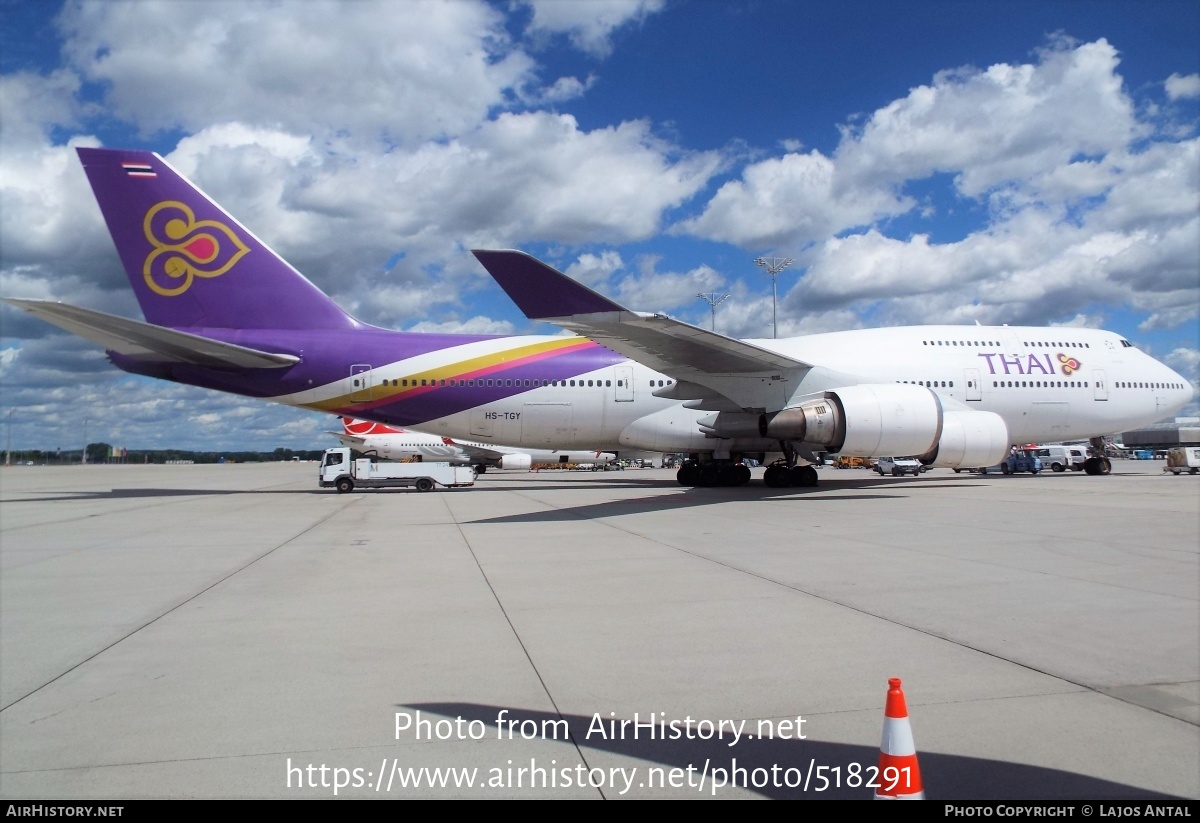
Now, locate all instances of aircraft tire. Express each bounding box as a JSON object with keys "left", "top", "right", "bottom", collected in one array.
[
  {"left": 475, "top": 465, "right": 486, "bottom": 474},
  {"left": 787, "top": 465, "right": 816, "bottom": 487},
  {"left": 677, "top": 463, "right": 700, "bottom": 486},
  {"left": 734, "top": 464, "right": 751, "bottom": 485},
  {"left": 763, "top": 464, "right": 788, "bottom": 488},
  {"left": 696, "top": 465, "right": 720, "bottom": 487}
]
